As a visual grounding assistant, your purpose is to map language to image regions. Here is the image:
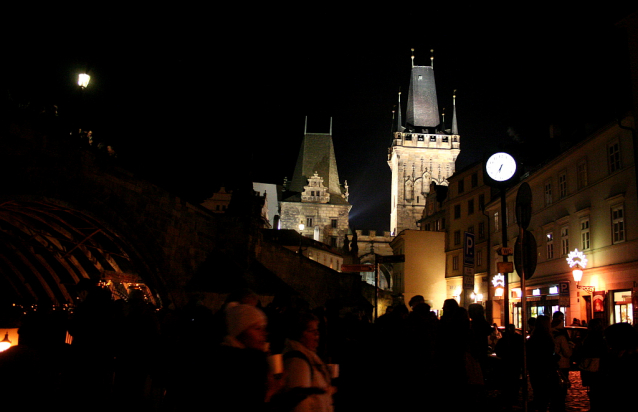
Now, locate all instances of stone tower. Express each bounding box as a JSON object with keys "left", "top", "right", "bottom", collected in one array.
[
  {"left": 279, "top": 118, "right": 351, "bottom": 248},
  {"left": 388, "top": 50, "right": 460, "bottom": 235}
]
